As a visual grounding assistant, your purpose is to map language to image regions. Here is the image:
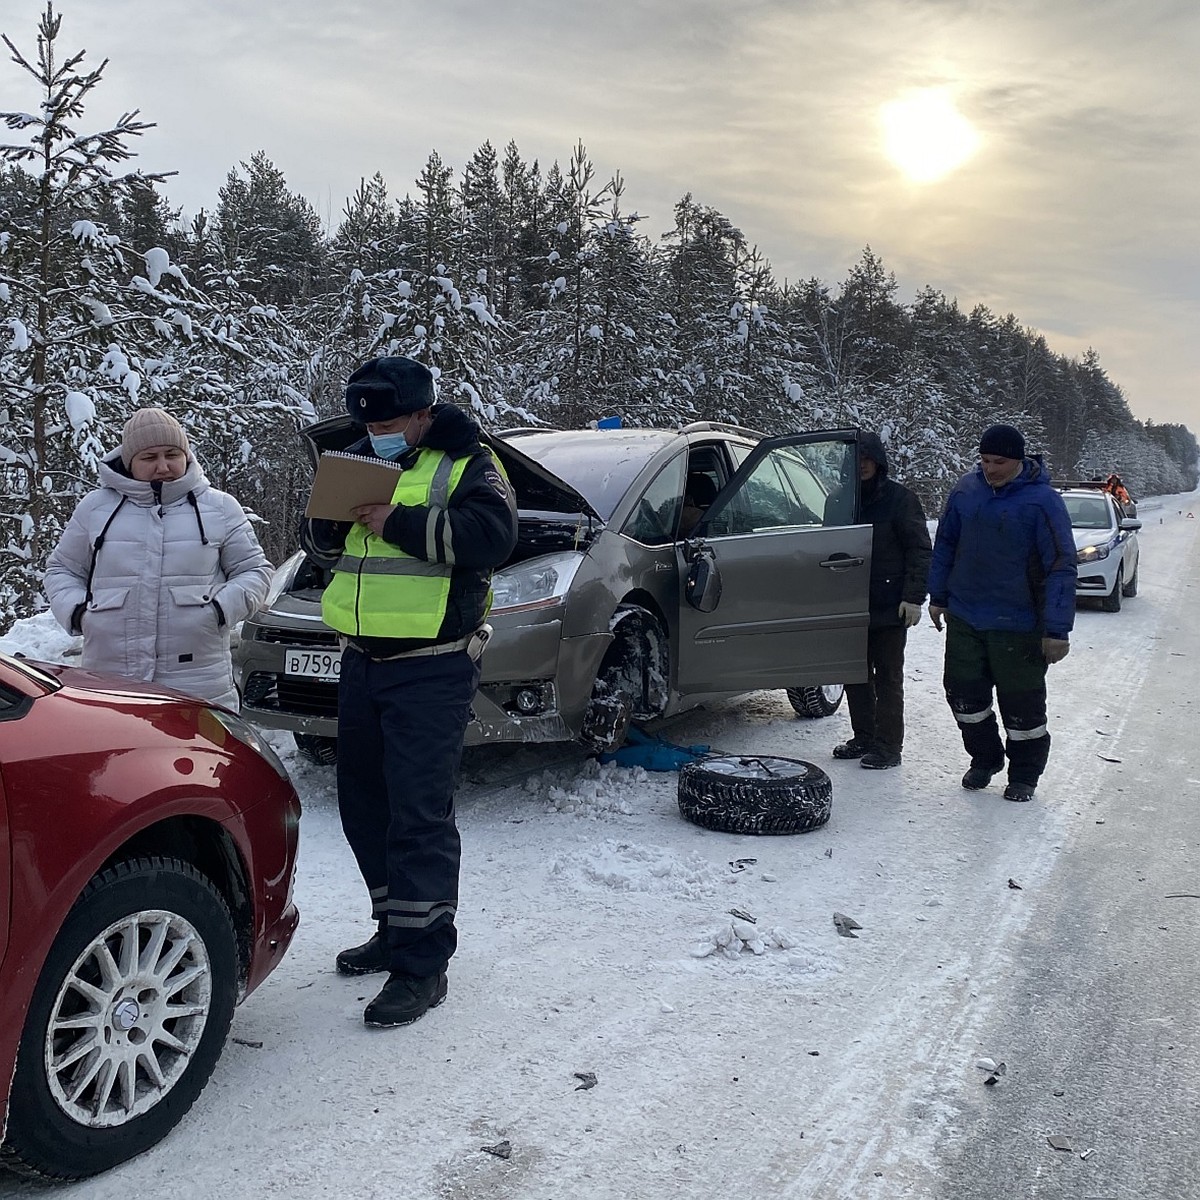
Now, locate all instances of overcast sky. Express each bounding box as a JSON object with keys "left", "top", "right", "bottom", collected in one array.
[{"left": 2, "top": 0, "right": 1197, "bottom": 430}]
